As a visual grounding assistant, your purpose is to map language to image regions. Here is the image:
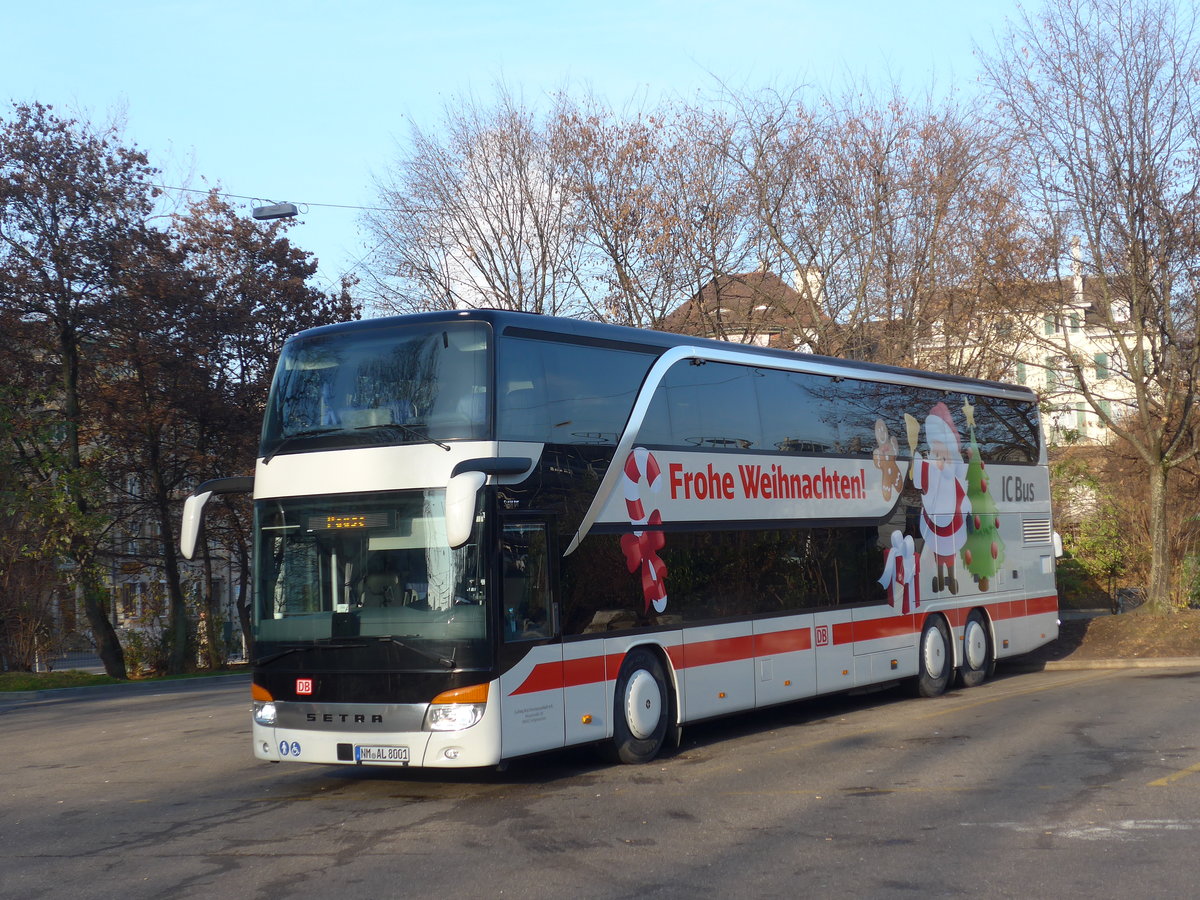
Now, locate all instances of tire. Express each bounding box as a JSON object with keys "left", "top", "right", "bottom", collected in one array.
[
  {"left": 959, "top": 610, "right": 994, "bottom": 688},
  {"left": 611, "top": 647, "right": 672, "bottom": 764},
  {"left": 915, "top": 616, "right": 952, "bottom": 698}
]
